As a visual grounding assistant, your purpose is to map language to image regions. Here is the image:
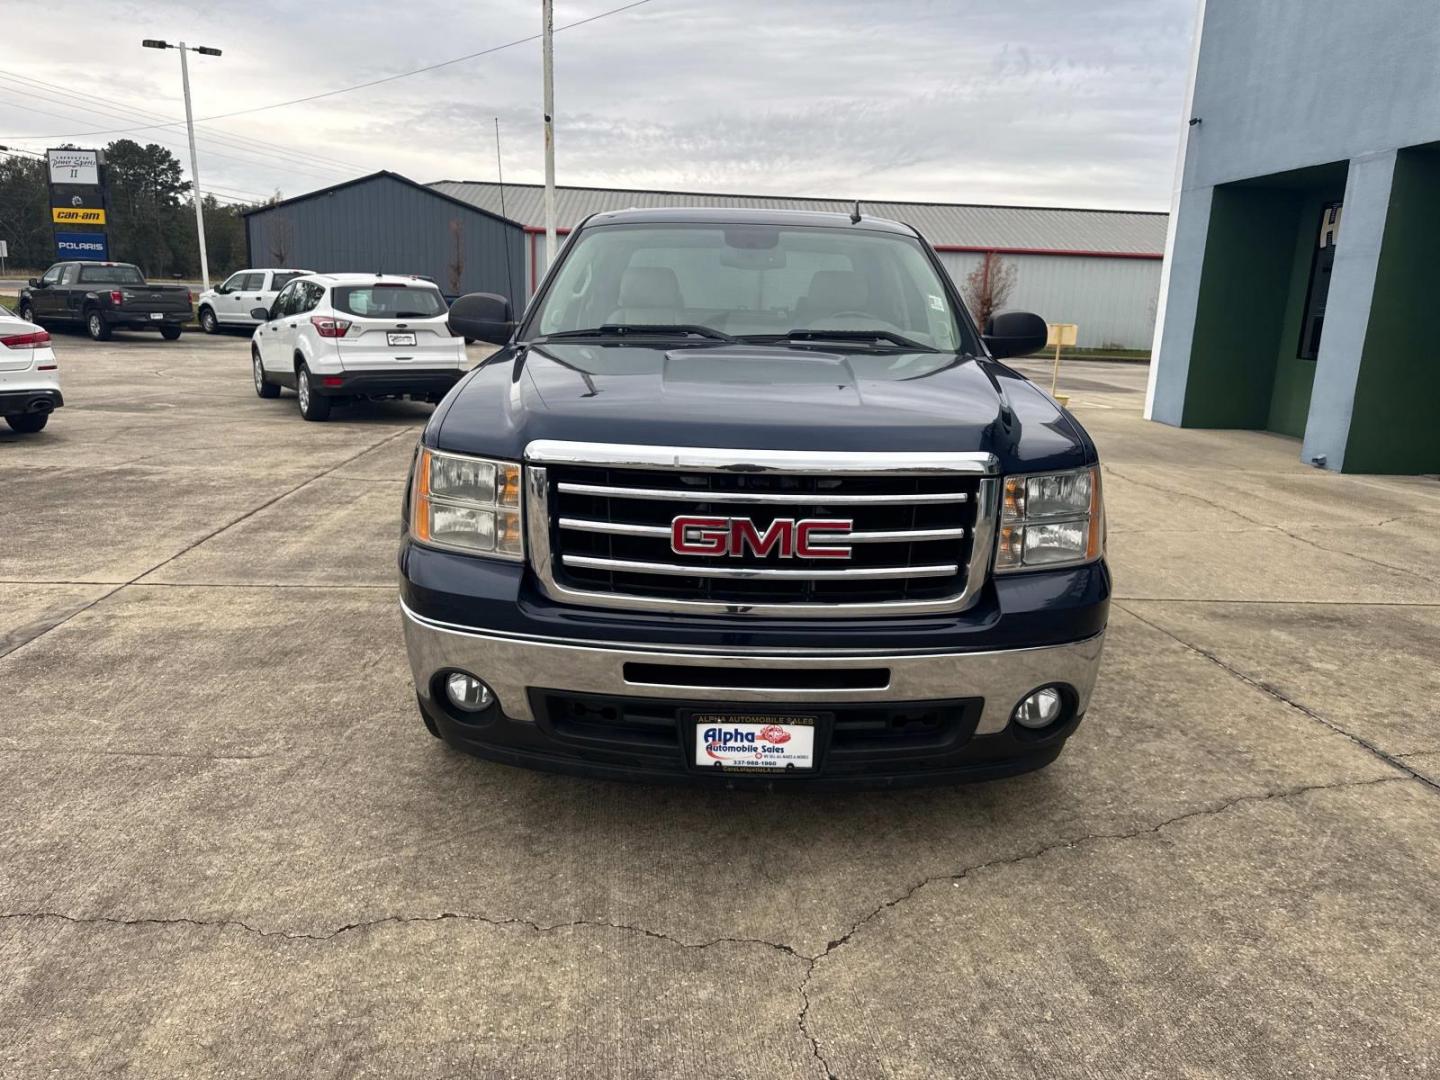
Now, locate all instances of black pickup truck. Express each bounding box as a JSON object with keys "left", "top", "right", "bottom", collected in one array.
[
  {"left": 19, "top": 261, "right": 192, "bottom": 341},
  {"left": 400, "top": 207, "right": 1109, "bottom": 789}
]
